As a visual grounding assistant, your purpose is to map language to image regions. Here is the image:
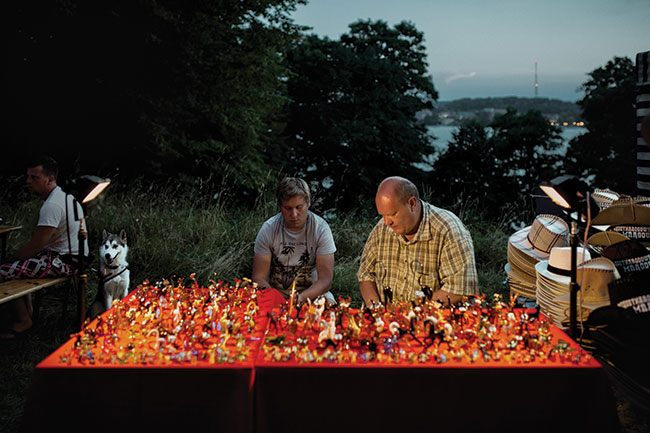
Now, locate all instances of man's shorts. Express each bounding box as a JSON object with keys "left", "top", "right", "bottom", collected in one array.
[{"left": 0, "top": 250, "right": 74, "bottom": 281}]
